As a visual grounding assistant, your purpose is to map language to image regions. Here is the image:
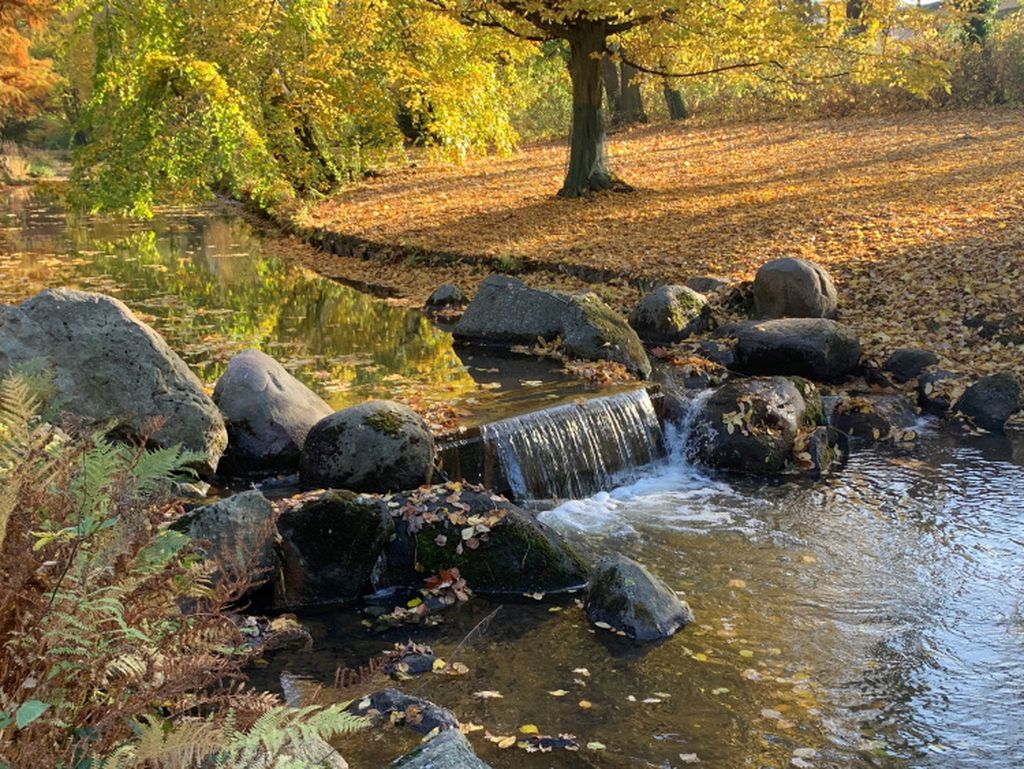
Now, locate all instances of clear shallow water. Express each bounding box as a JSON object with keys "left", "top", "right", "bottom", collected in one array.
[{"left": 260, "top": 428, "right": 1024, "bottom": 769}]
